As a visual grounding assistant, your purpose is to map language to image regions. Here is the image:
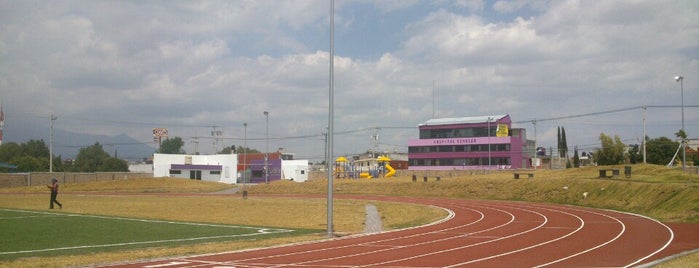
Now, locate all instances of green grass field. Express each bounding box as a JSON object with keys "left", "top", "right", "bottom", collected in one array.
[{"left": 0, "top": 208, "right": 312, "bottom": 261}]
